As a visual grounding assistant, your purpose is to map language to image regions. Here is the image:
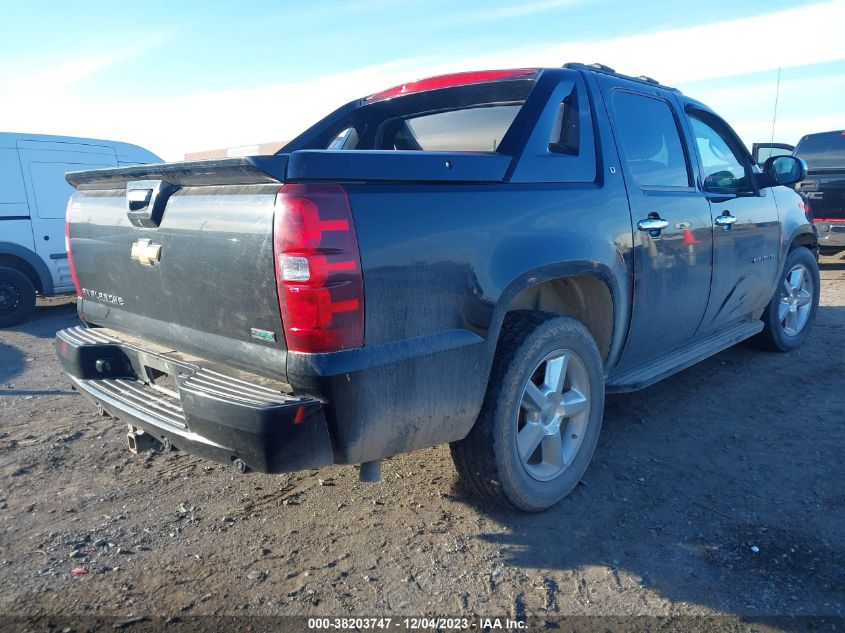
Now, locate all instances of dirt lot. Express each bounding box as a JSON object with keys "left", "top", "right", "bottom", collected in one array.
[{"left": 0, "top": 256, "right": 843, "bottom": 630}]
